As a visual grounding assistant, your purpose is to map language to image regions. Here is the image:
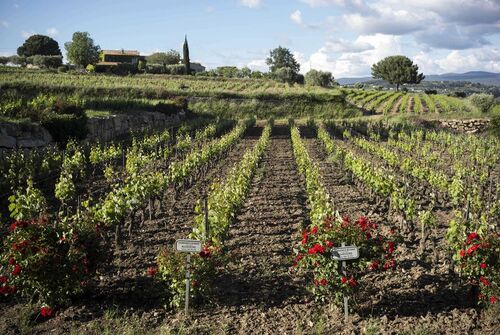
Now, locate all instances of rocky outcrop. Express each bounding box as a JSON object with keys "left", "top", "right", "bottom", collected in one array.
[
  {"left": 438, "top": 119, "right": 491, "bottom": 134},
  {"left": 0, "top": 122, "right": 52, "bottom": 148},
  {"left": 85, "top": 111, "right": 185, "bottom": 142}
]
